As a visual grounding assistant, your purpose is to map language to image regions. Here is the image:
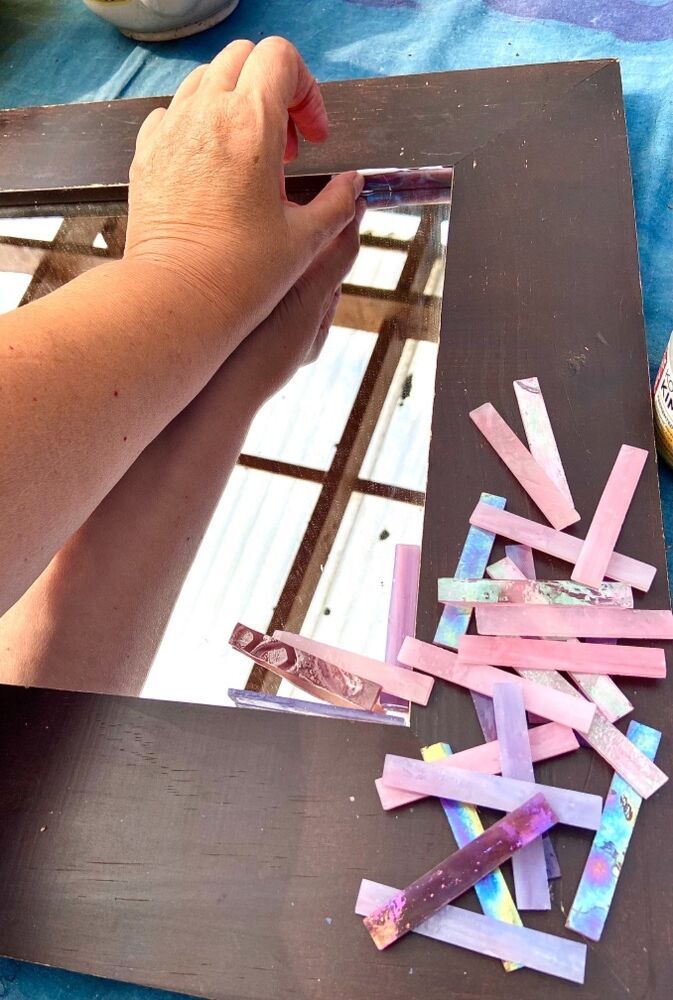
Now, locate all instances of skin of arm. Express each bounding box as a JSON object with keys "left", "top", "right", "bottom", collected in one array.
[
  {"left": 0, "top": 215, "right": 360, "bottom": 695},
  {"left": 0, "top": 37, "right": 362, "bottom": 616}
]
